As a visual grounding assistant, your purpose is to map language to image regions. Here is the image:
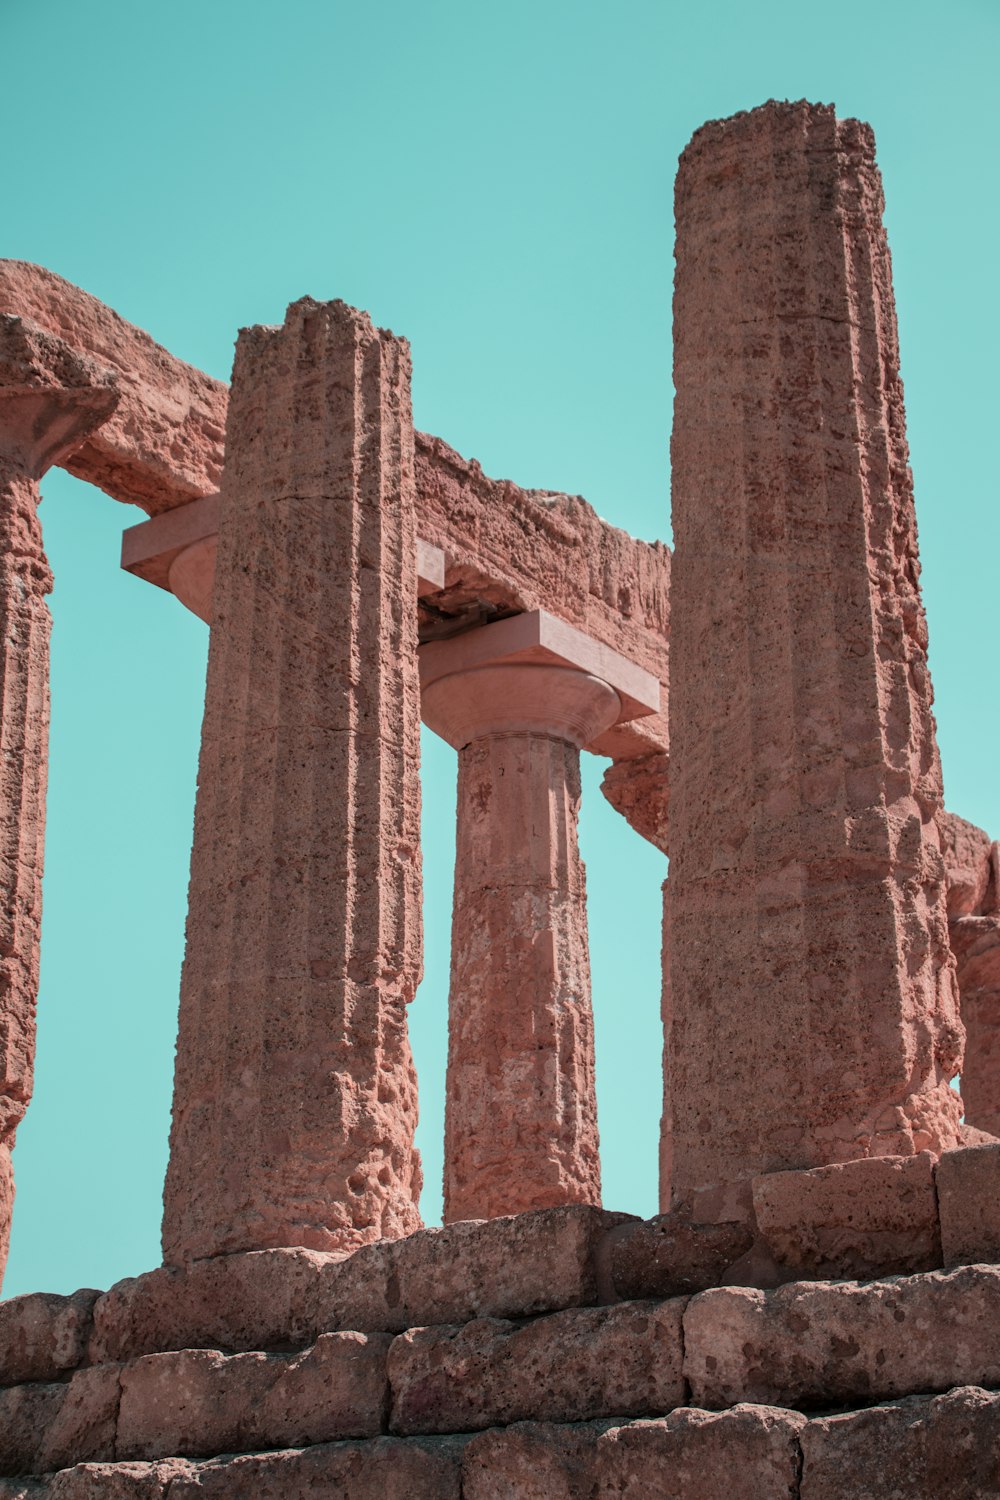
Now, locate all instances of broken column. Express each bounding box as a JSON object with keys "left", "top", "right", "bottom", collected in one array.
[
  {"left": 161, "top": 298, "right": 424, "bottom": 1263},
  {"left": 421, "top": 610, "right": 658, "bottom": 1221},
  {"left": 942, "top": 812, "right": 1000, "bottom": 1136},
  {"left": 665, "top": 101, "right": 964, "bottom": 1215},
  {"left": 0, "top": 317, "right": 117, "bottom": 1286}
]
